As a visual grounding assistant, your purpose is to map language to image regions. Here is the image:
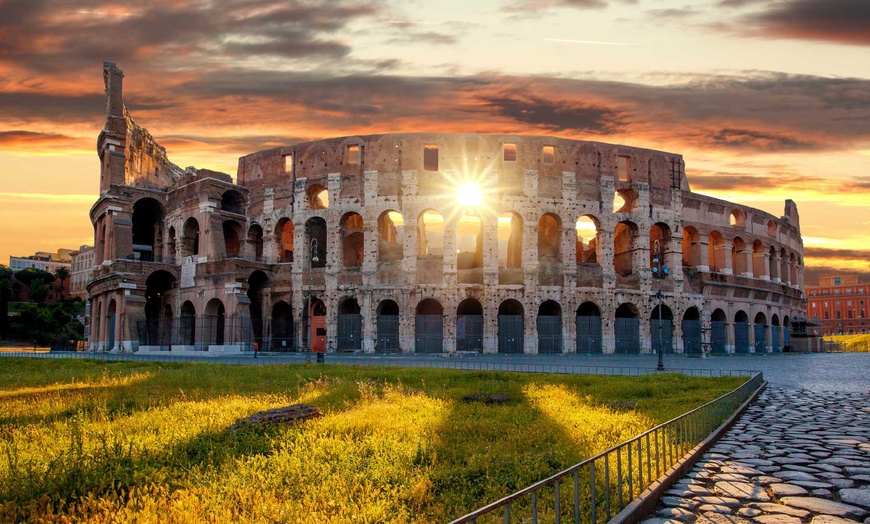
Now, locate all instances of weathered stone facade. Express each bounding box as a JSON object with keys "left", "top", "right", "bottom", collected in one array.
[{"left": 88, "top": 63, "right": 806, "bottom": 355}]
